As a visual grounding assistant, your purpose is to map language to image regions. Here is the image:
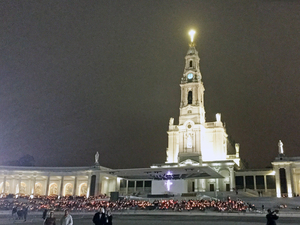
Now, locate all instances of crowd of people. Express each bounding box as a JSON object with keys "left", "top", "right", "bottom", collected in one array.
[
  {"left": 0, "top": 194, "right": 281, "bottom": 225},
  {"left": 0, "top": 194, "right": 252, "bottom": 213}
]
